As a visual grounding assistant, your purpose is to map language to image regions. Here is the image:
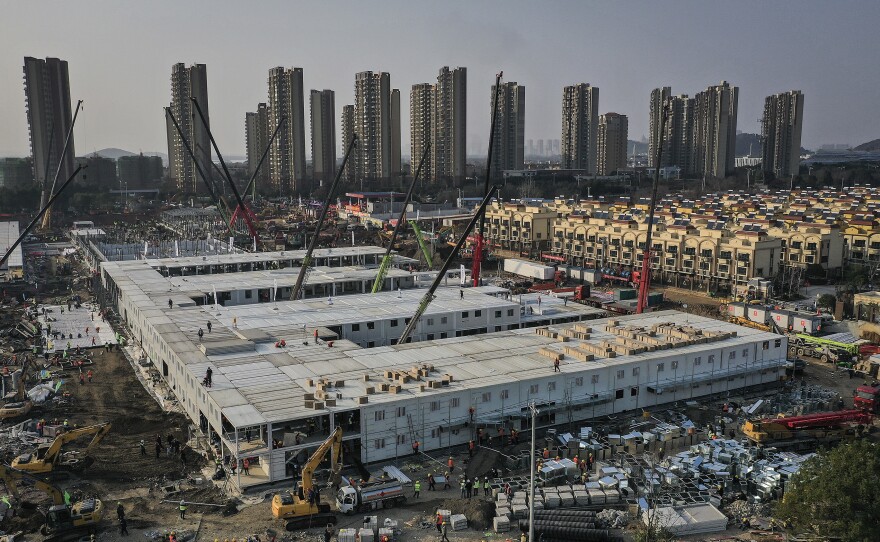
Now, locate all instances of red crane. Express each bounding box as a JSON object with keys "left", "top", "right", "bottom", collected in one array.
[
  {"left": 472, "top": 71, "right": 503, "bottom": 287},
  {"left": 635, "top": 99, "right": 670, "bottom": 314},
  {"left": 764, "top": 410, "right": 873, "bottom": 430}
]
